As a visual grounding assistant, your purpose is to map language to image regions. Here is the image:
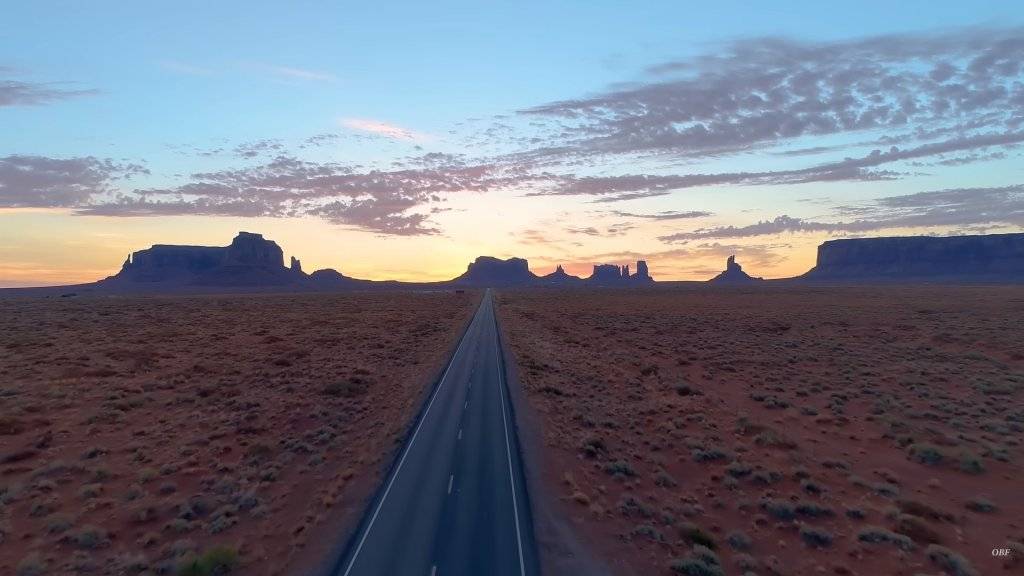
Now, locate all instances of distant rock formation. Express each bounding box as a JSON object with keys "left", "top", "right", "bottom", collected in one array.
[
  {"left": 635, "top": 260, "right": 652, "bottom": 282},
  {"left": 308, "top": 268, "right": 355, "bottom": 287},
  {"left": 27, "top": 228, "right": 1024, "bottom": 296},
  {"left": 222, "top": 231, "right": 284, "bottom": 268},
  {"left": 540, "top": 264, "right": 584, "bottom": 285},
  {"left": 709, "top": 255, "right": 763, "bottom": 284},
  {"left": 802, "top": 233, "right": 1024, "bottom": 282},
  {"left": 590, "top": 264, "right": 623, "bottom": 283},
  {"left": 452, "top": 256, "right": 538, "bottom": 286},
  {"left": 119, "top": 245, "right": 225, "bottom": 282},
  {"left": 588, "top": 260, "right": 655, "bottom": 284},
  {"left": 451, "top": 256, "right": 656, "bottom": 286},
  {"left": 107, "top": 232, "right": 305, "bottom": 287},
  {"left": 81, "top": 233, "right": 662, "bottom": 292}
]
